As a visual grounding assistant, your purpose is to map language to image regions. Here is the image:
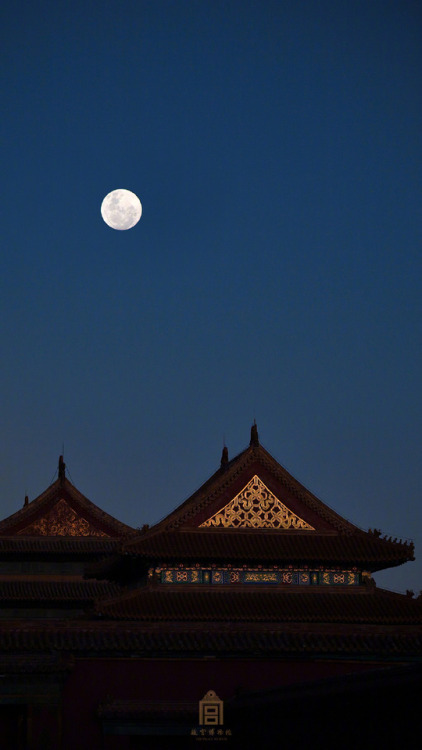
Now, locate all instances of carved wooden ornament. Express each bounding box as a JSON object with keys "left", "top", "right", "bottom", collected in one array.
[
  {"left": 17, "top": 498, "right": 108, "bottom": 536},
  {"left": 200, "top": 475, "right": 314, "bottom": 530}
]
